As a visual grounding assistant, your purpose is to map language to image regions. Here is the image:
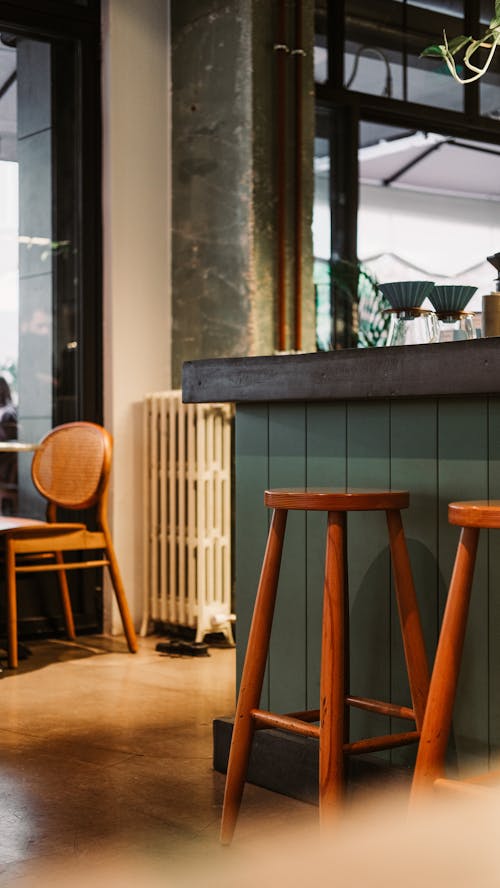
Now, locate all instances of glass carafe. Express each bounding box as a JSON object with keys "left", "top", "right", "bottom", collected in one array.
[
  {"left": 385, "top": 308, "right": 439, "bottom": 346},
  {"left": 436, "top": 311, "right": 476, "bottom": 342}
]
